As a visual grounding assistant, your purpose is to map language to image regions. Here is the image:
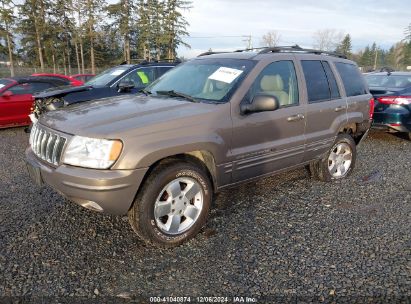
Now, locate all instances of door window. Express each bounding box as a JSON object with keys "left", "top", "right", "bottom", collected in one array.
[
  {"left": 246, "top": 60, "right": 299, "bottom": 107},
  {"left": 301, "top": 60, "right": 333, "bottom": 103},
  {"left": 7, "top": 83, "right": 32, "bottom": 95},
  {"left": 7, "top": 82, "right": 53, "bottom": 95},
  {"left": 335, "top": 62, "right": 368, "bottom": 96},
  {"left": 322, "top": 61, "right": 340, "bottom": 99},
  {"left": 121, "top": 67, "right": 156, "bottom": 87}
]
